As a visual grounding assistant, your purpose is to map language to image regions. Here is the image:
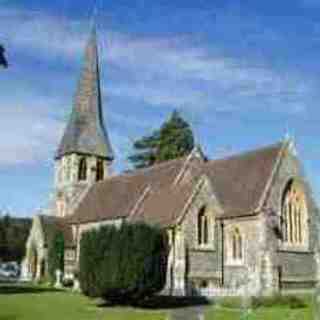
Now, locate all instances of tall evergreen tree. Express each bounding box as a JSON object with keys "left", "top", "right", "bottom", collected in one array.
[{"left": 129, "top": 110, "right": 195, "bottom": 169}]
